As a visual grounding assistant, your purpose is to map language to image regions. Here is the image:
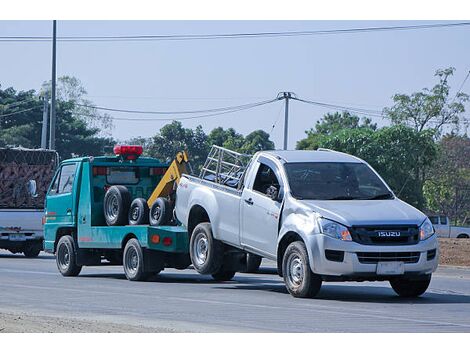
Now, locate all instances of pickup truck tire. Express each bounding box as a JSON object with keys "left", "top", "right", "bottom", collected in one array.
[
  {"left": 389, "top": 275, "right": 431, "bottom": 297},
  {"left": 190, "top": 222, "right": 224, "bottom": 275},
  {"left": 282, "top": 241, "right": 322, "bottom": 298},
  {"left": 212, "top": 270, "right": 236, "bottom": 281},
  {"left": 242, "top": 253, "right": 262, "bottom": 273},
  {"left": 128, "top": 198, "right": 149, "bottom": 225},
  {"left": 123, "top": 238, "right": 151, "bottom": 281},
  {"left": 104, "top": 185, "right": 131, "bottom": 226},
  {"left": 23, "top": 243, "right": 41, "bottom": 258},
  {"left": 149, "top": 197, "right": 172, "bottom": 226},
  {"left": 56, "top": 235, "right": 82, "bottom": 277}
]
